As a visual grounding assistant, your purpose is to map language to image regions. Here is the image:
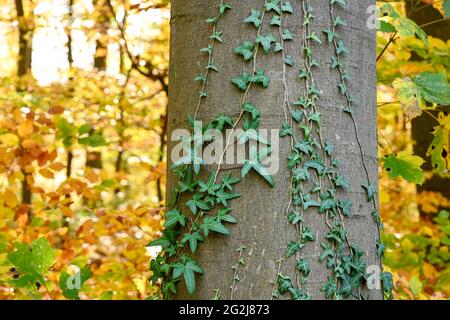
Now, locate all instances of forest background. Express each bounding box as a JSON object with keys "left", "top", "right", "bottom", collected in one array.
[{"left": 0, "top": 0, "right": 449, "bottom": 300}]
